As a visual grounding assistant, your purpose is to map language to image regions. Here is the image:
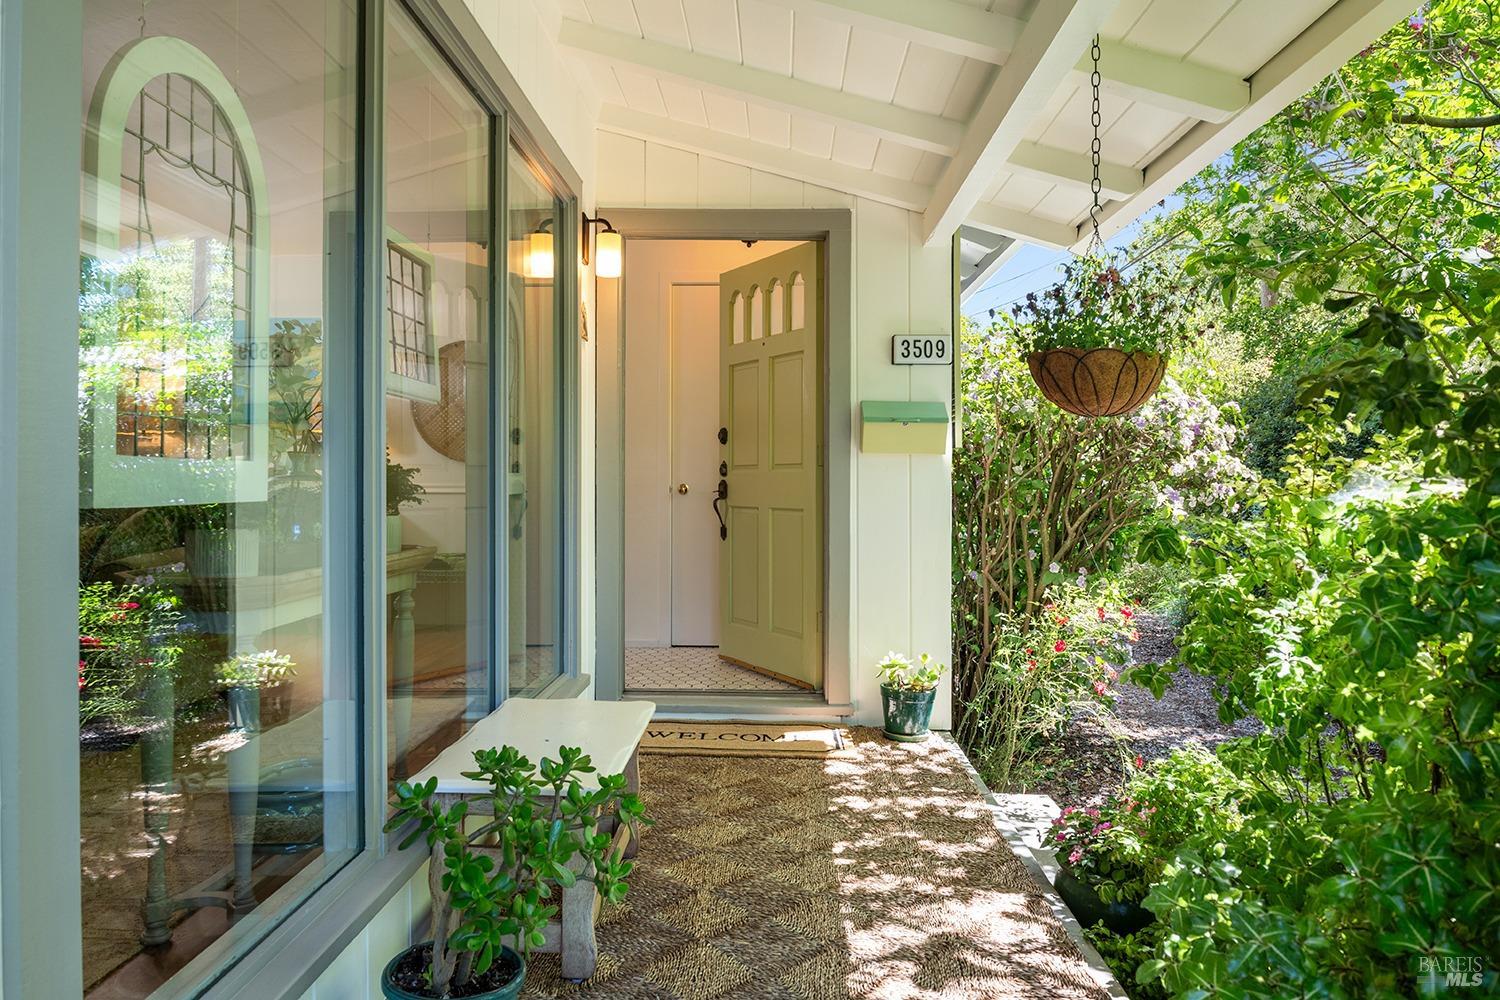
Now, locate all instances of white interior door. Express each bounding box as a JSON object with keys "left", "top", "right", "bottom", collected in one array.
[{"left": 669, "top": 282, "right": 721, "bottom": 645}]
